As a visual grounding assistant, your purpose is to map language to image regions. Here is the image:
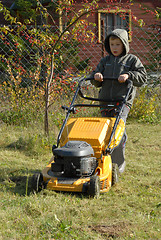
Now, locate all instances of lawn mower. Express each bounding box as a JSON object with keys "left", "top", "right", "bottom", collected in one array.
[{"left": 31, "top": 78, "right": 133, "bottom": 197}]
